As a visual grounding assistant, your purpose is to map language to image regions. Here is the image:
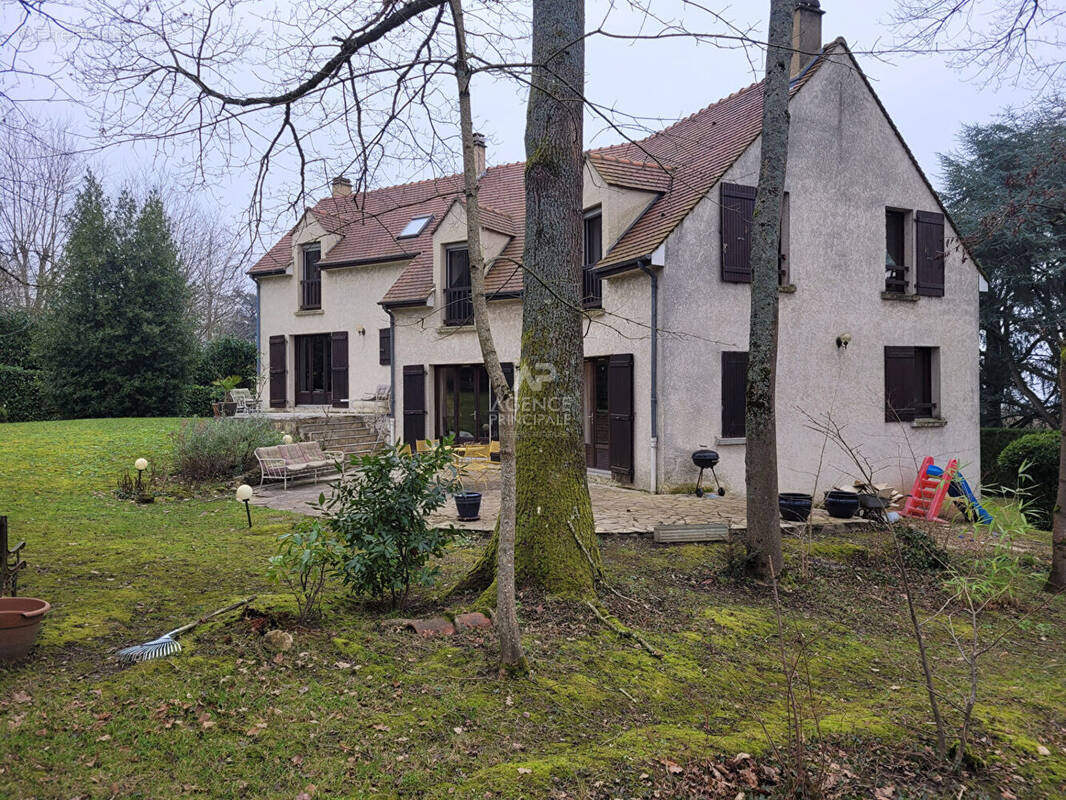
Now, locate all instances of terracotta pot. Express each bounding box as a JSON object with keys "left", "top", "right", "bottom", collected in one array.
[{"left": 0, "top": 597, "right": 50, "bottom": 662}]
